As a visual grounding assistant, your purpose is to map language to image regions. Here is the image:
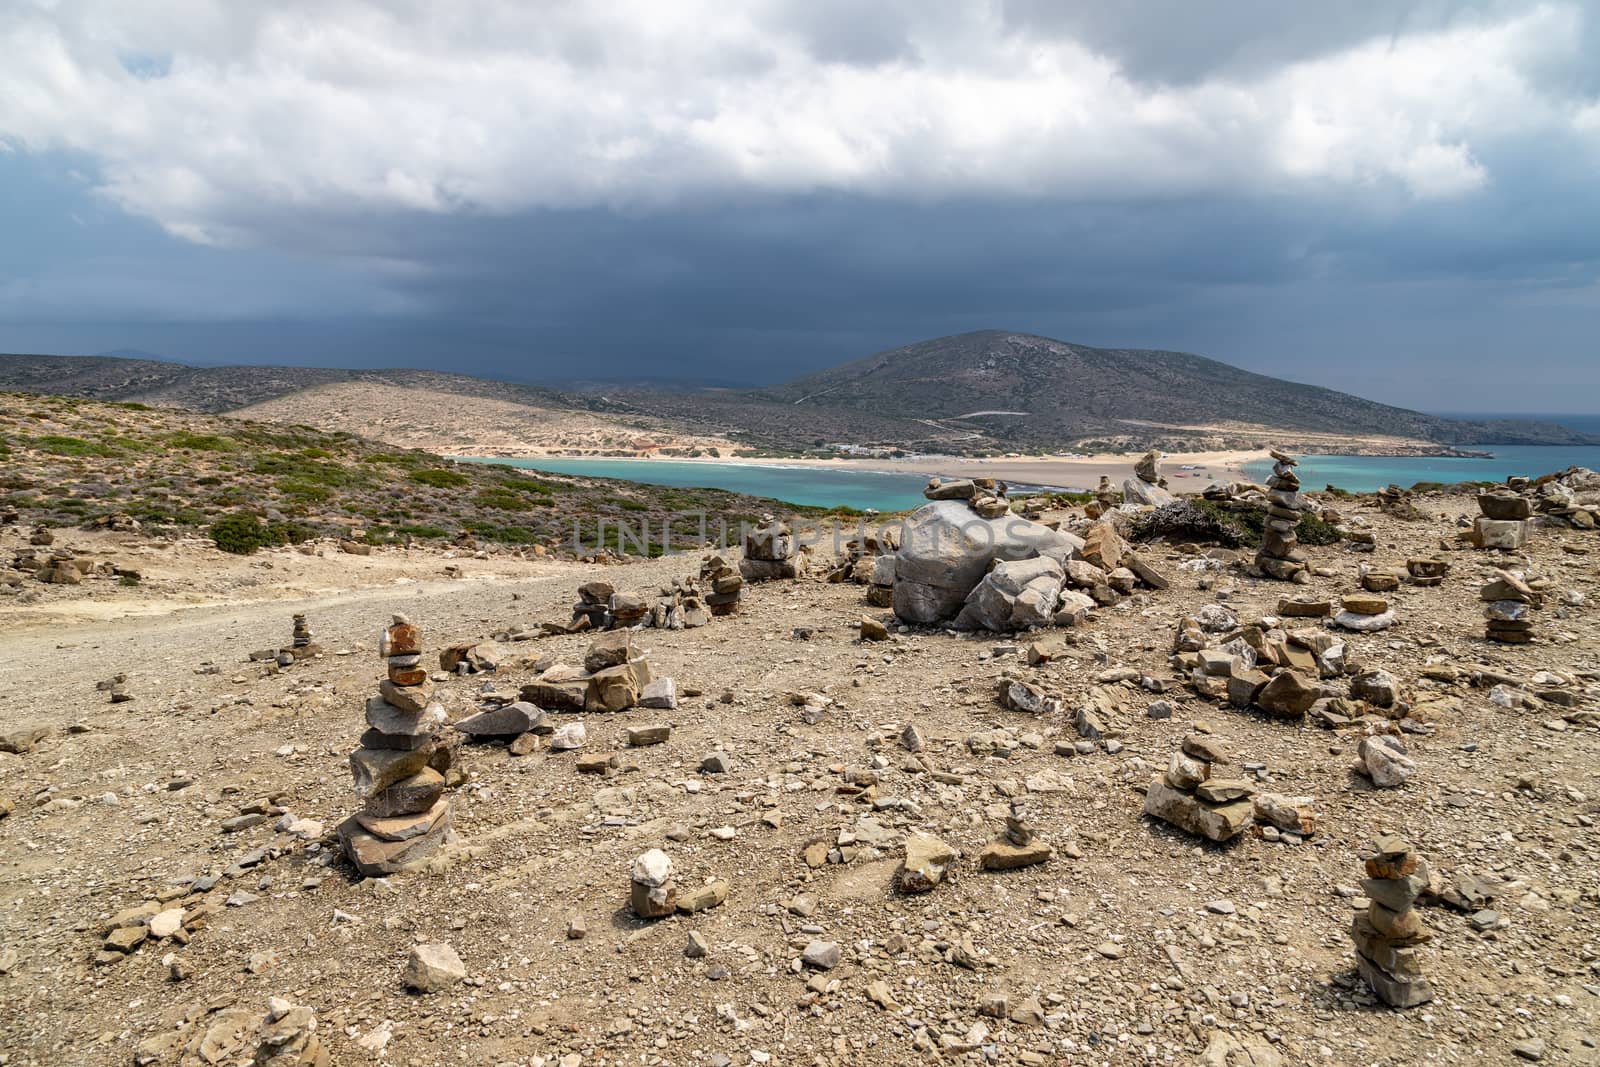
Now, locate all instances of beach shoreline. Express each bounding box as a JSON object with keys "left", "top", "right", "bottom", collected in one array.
[{"left": 454, "top": 449, "right": 1265, "bottom": 492}]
